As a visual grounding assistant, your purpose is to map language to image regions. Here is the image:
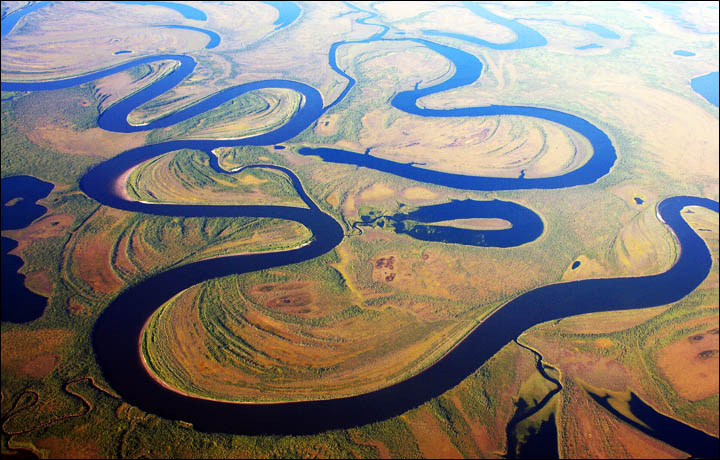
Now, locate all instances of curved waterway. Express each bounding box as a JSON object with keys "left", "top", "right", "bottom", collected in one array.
[
  {"left": 2, "top": 2, "right": 718, "bottom": 441},
  {"left": 506, "top": 340, "right": 562, "bottom": 459},
  {"left": 357, "top": 199, "right": 544, "bottom": 247}
]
